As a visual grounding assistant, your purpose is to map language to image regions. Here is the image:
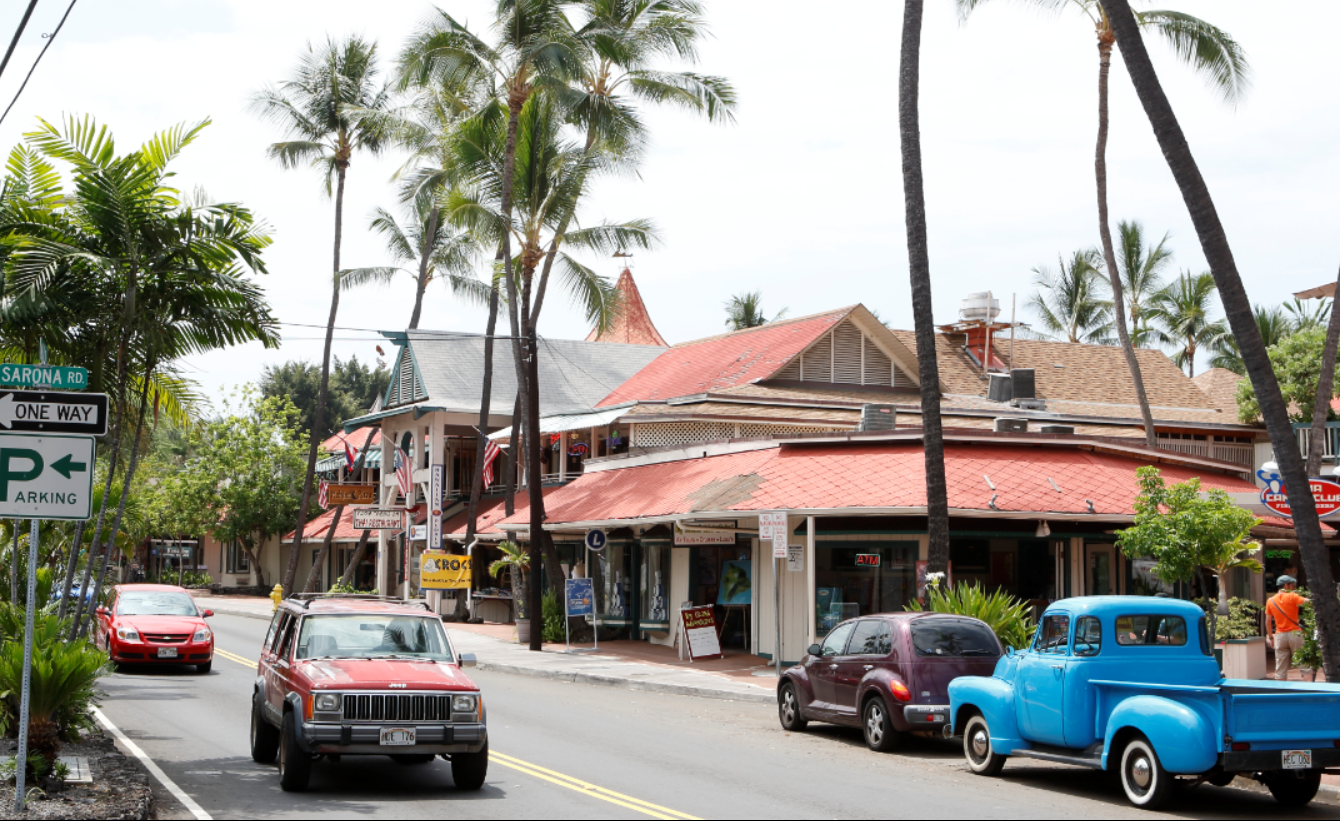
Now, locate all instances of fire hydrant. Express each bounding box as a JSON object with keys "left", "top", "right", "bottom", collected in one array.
[{"left": 270, "top": 584, "right": 284, "bottom": 612}]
